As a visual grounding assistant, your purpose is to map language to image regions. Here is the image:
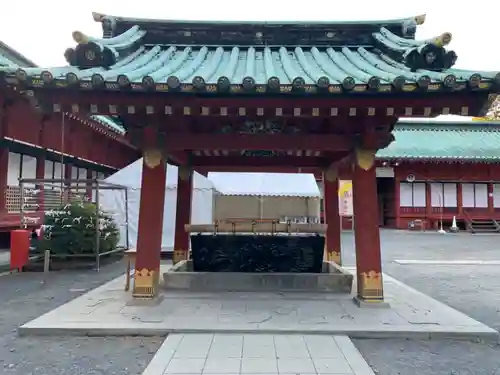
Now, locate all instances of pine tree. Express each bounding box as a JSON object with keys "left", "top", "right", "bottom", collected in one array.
[{"left": 37, "top": 202, "right": 119, "bottom": 257}]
